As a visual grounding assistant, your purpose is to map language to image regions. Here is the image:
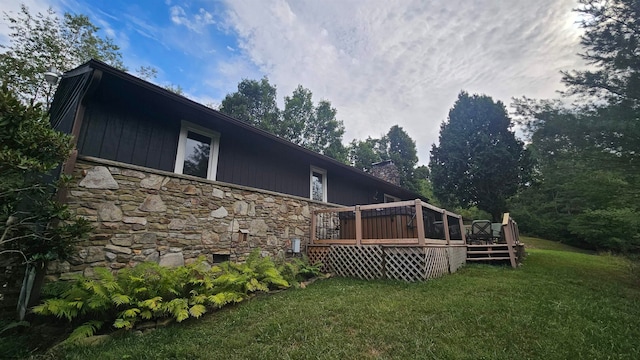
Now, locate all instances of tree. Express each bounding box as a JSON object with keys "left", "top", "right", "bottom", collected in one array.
[
  {"left": 219, "top": 77, "right": 280, "bottom": 133},
  {"left": 0, "top": 84, "right": 89, "bottom": 267},
  {"left": 430, "top": 91, "right": 528, "bottom": 221},
  {"left": 348, "top": 127, "right": 420, "bottom": 191},
  {"left": 302, "top": 100, "right": 346, "bottom": 157},
  {"left": 562, "top": 0, "right": 640, "bottom": 107},
  {"left": 348, "top": 137, "right": 385, "bottom": 172},
  {"left": 0, "top": 5, "right": 124, "bottom": 106},
  {"left": 509, "top": 0, "right": 640, "bottom": 252},
  {"left": 281, "top": 85, "right": 313, "bottom": 143},
  {"left": 220, "top": 80, "right": 347, "bottom": 161},
  {"left": 384, "top": 125, "right": 419, "bottom": 192},
  {"left": 510, "top": 98, "right": 640, "bottom": 251}
]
